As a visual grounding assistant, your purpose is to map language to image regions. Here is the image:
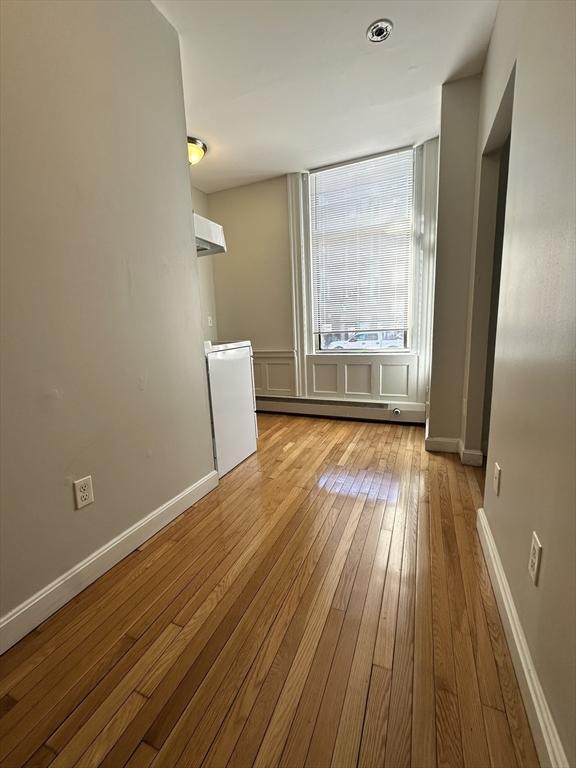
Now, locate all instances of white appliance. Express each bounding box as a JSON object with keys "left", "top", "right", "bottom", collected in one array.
[
  {"left": 194, "top": 212, "right": 226, "bottom": 256},
  {"left": 205, "top": 340, "right": 257, "bottom": 477}
]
